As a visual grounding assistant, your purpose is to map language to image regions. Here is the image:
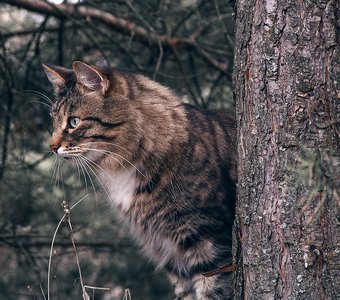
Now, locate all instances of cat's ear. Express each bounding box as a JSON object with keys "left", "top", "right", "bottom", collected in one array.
[
  {"left": 42, "top": 64, "right": 73, "bottom": 94},
  {"left": 72, "top": 61, "right": 110, "bottom": 94}
]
